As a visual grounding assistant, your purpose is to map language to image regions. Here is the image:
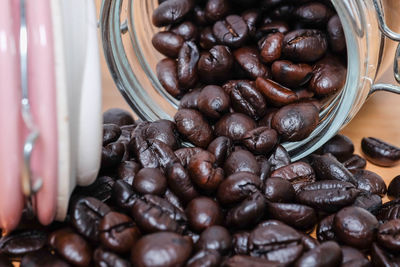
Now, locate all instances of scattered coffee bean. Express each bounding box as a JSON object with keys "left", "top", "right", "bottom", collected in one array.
[
  {"left": 186, "top": 197, "right": 223, "bottom": 232},
  {"left": 320, "top": 134, "right": 354, "bottom": 162},
  {"left": 103, "top": 108, "right": 135, "bottom": 127},
  {"left": 388, "top": 175, "right": 400, "bottom": 199},
  {"left": 362, "top": 137, "right": 400, "bottom": 167}
]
